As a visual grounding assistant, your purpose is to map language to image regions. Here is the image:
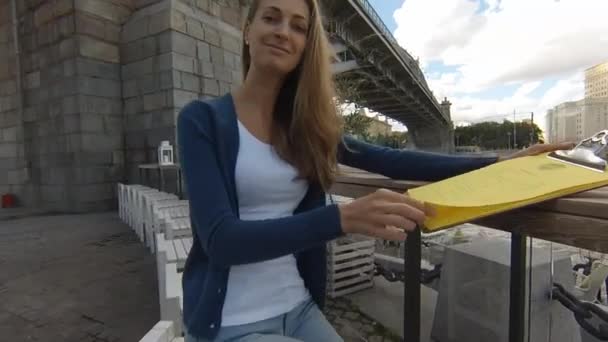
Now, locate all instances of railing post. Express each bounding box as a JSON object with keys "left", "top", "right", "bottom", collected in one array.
[
  {"left": 509, "top": 231, "right": 527, "bottom": 342},
  {"left": 404, "top": 227, "right": 421, "bottom": 341}
]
